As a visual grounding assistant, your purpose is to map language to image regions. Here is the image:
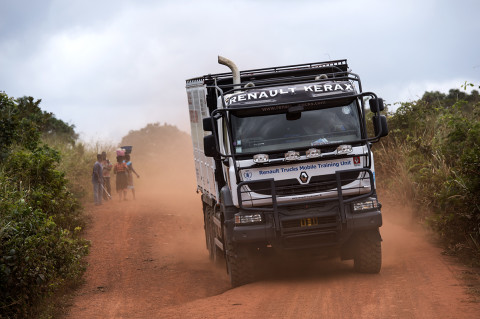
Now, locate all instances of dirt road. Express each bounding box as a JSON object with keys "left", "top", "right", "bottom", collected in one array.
[{"left": 64, "top": 179, "right": 480, "bottom": 318}]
